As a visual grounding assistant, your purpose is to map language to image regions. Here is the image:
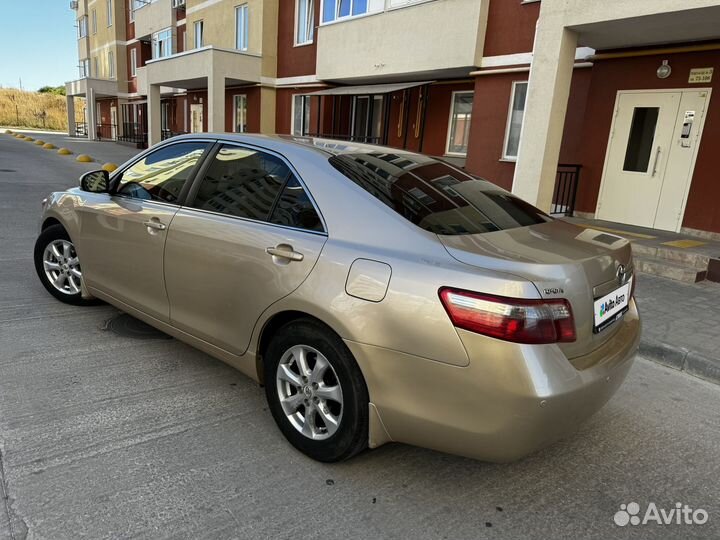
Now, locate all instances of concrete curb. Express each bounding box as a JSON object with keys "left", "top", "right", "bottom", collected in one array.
[{"left": 639, "top": 338, "right": 720, "bottom": 385}]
